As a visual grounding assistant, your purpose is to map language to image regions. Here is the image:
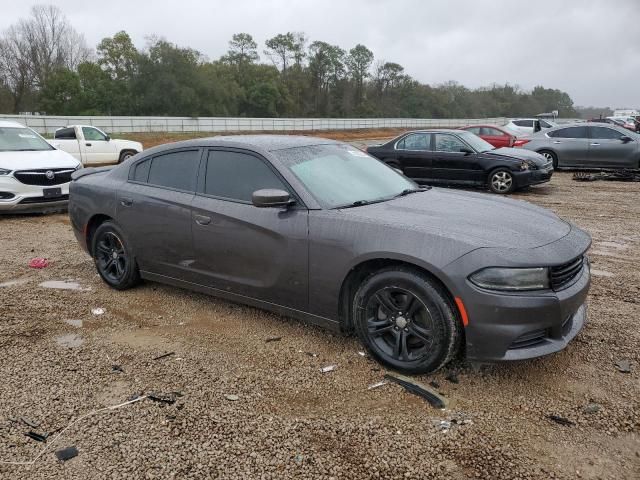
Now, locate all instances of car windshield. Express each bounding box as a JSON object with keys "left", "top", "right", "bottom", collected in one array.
[
  {"left": 457, "top": 131, "right": 494, "bottom": 152},
  {"left": 0, "top": 127, "right": 54, "bottom": 152},
  {"left": 273, "top": 144, "right": 419, "bottom": 209}
]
